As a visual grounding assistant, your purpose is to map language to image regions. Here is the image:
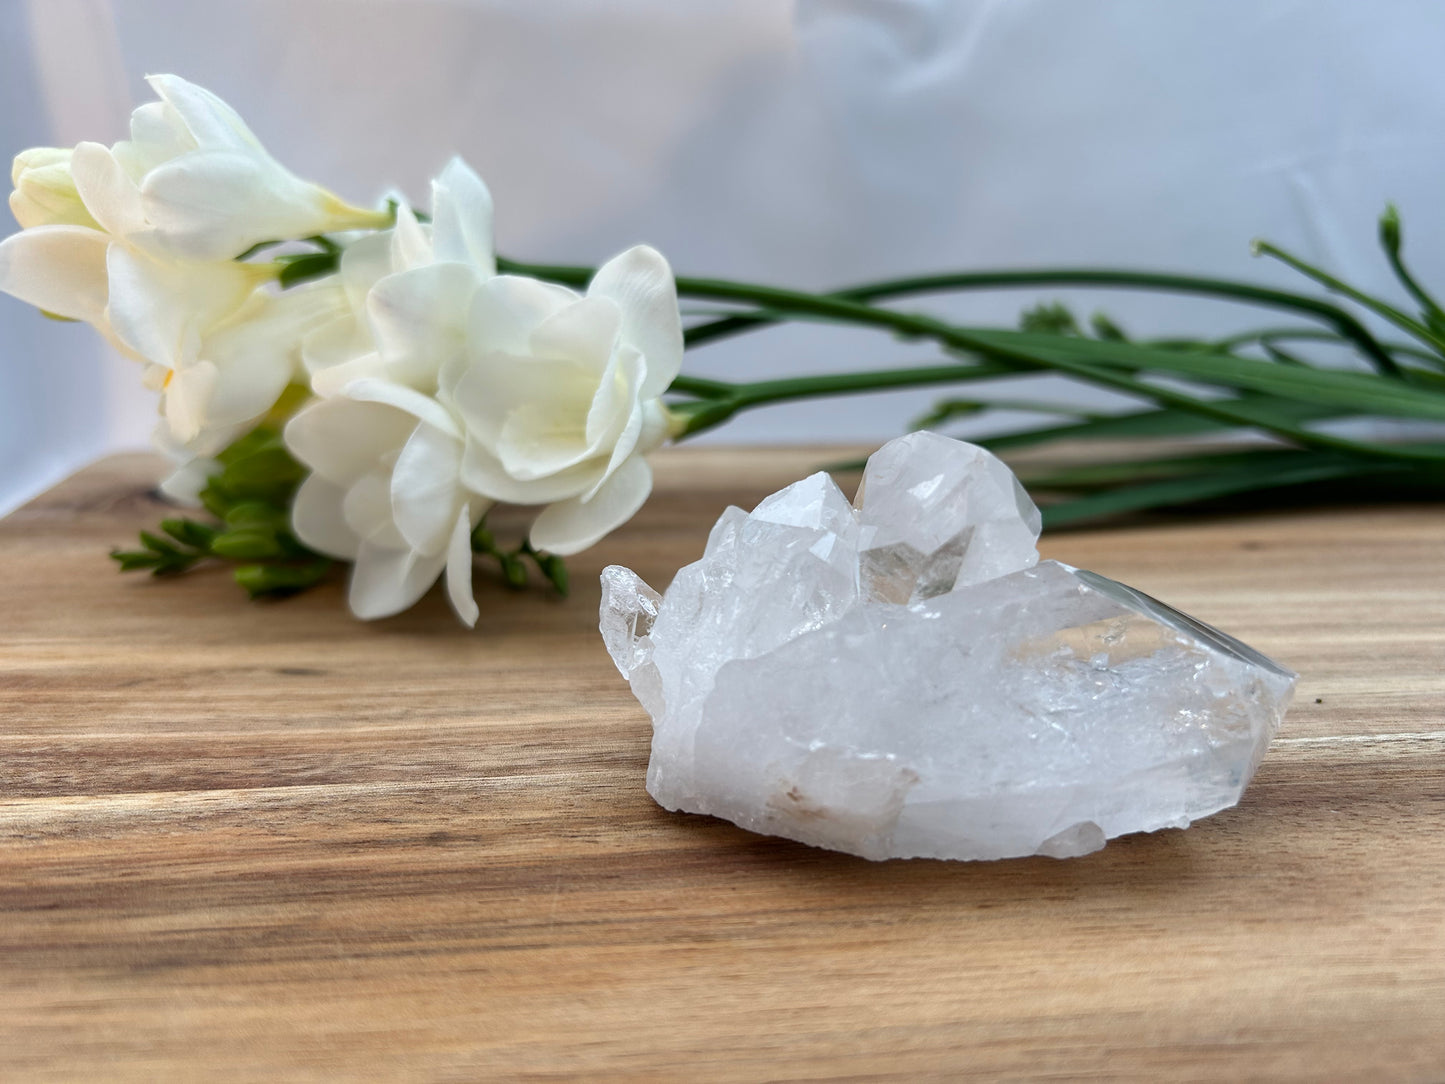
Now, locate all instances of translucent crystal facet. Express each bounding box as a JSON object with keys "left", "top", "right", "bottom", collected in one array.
[{"left": 600, "top": 432, "right": 1296, "bottom": 861}]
